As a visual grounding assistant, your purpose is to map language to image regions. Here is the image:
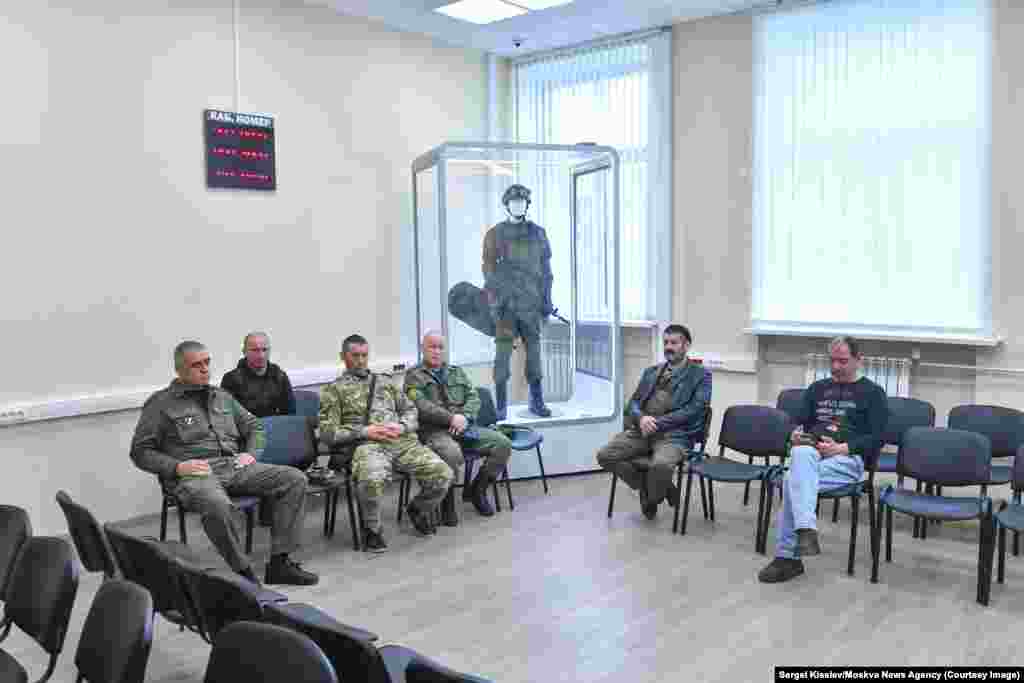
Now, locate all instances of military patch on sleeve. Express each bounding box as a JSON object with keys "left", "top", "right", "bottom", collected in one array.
[{"left": 406, "top": 386, "right": 419, "bottom": 401}]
